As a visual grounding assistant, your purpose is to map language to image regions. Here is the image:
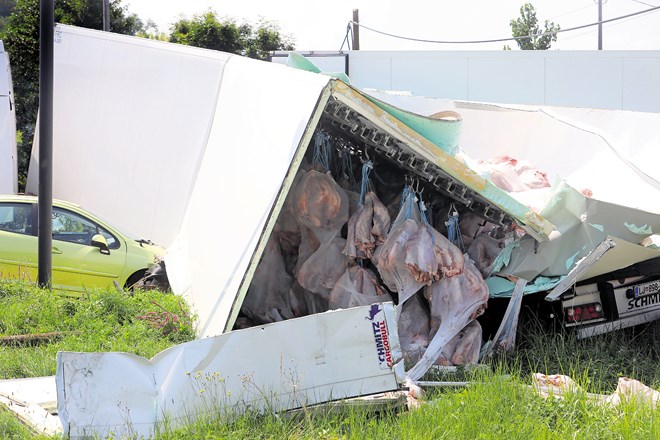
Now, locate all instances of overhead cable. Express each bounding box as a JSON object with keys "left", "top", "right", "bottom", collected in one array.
[{"left": 349, "top": 5, "right": 660, "bottom": 44}]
